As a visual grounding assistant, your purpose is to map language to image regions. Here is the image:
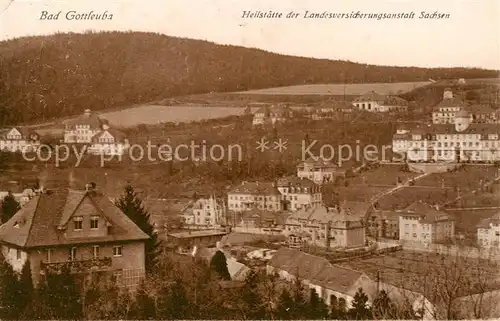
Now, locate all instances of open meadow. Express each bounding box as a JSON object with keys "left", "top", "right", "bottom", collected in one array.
[{"left": 232, "top": 81, "right": 432, "bottom": 96}]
